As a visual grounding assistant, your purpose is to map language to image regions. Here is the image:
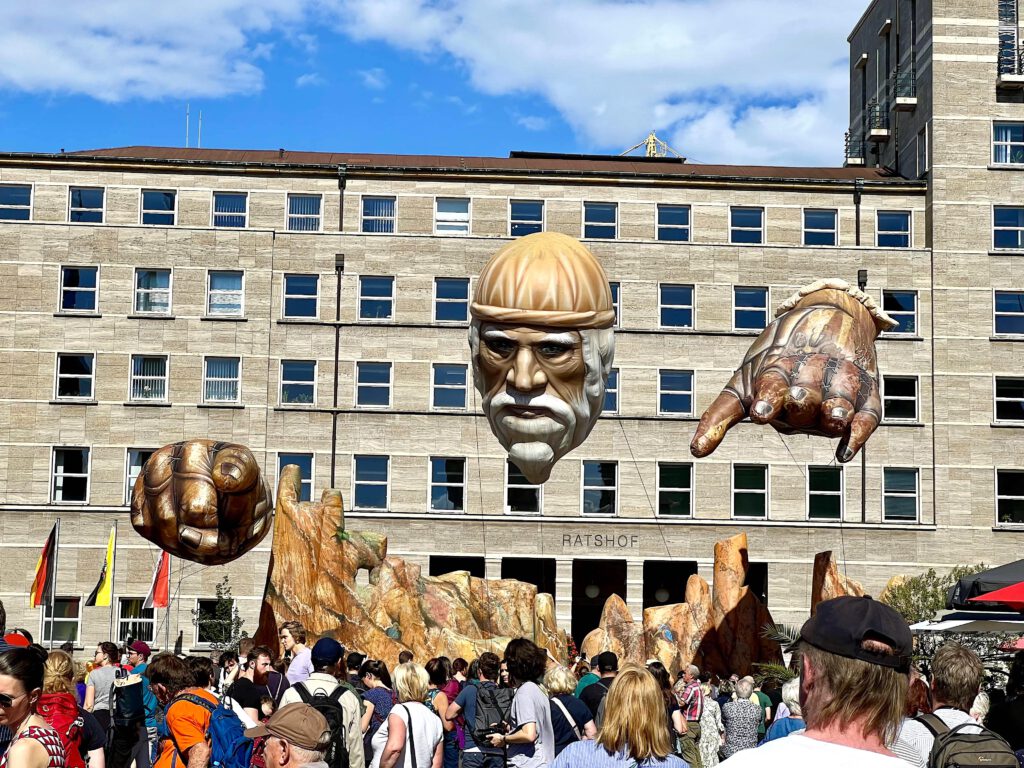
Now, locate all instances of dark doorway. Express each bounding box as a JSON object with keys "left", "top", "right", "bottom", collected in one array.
[
  {"left": 572, "top": 559, "right": 627, "bottom": 643},
  {"left": 430, "top": 555, "right": 485, "bottom": 578},
  {"left": 642, "top": 560, "right": 698, "bottom": 610},
  {"left": 744, "top": 562, "right": 769, "bottom": 604},
  {"left": 502, "top": 557, "right": 556, "bottom": 597}
]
